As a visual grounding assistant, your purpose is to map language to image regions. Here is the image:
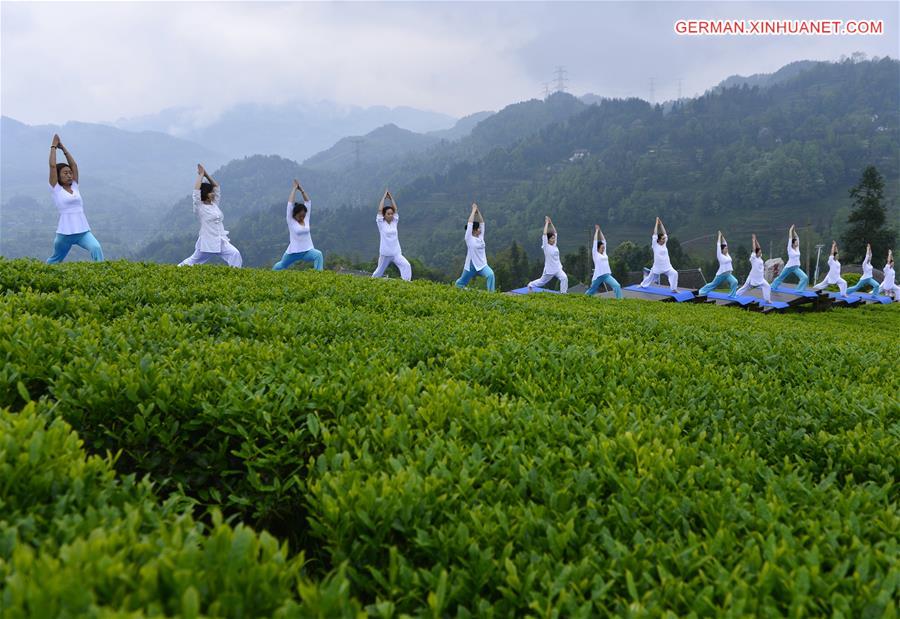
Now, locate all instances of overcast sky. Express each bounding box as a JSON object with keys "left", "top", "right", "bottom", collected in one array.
[{"left": 2, "top": 1, "right": 898, "bottom": 126}]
